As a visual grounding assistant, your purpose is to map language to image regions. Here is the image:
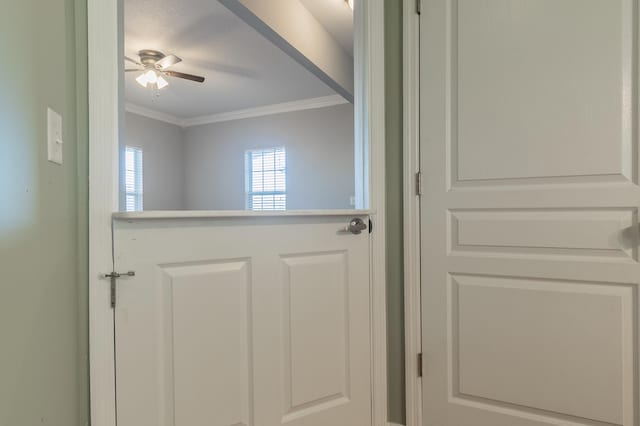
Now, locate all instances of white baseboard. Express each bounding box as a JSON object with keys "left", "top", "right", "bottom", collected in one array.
[{"left": 389, "top": 422, "right": 405, "bottom": 426}]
